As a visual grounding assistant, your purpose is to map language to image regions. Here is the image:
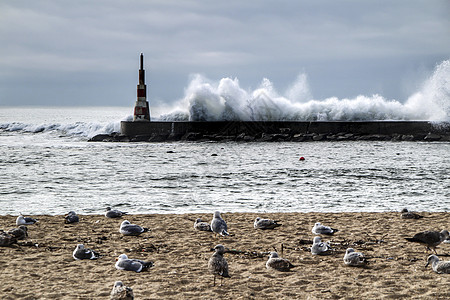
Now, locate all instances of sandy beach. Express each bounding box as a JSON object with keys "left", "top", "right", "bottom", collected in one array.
[{"left": 1, "top": 212, "right": 449, "bottom": 299}]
